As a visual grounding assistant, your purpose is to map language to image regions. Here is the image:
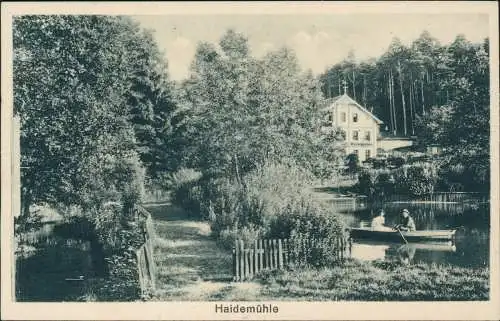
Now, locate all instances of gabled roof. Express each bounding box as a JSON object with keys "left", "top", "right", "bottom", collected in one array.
[
  {"left": 323, "top": 94, "right": 384, "bottom": 124},
  {"left": 323, "top": 95, "right": 342, "bottom": 107}
]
